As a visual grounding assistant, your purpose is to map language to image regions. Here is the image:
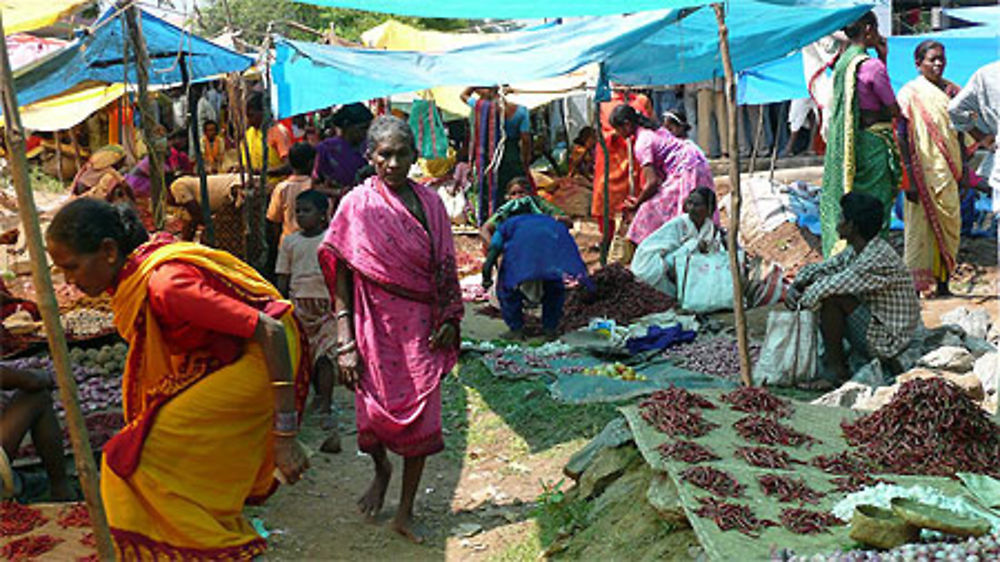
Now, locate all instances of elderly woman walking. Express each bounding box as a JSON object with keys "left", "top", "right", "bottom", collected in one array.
[
  {"left": 45, "top": 199, "right": 309, "bottom": 559},
  {"left": 319, "top": 116, "right": 463, "bottom": 543},
  {"left": 898, "top": 40, "right": 963, "bottom": 297}
]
